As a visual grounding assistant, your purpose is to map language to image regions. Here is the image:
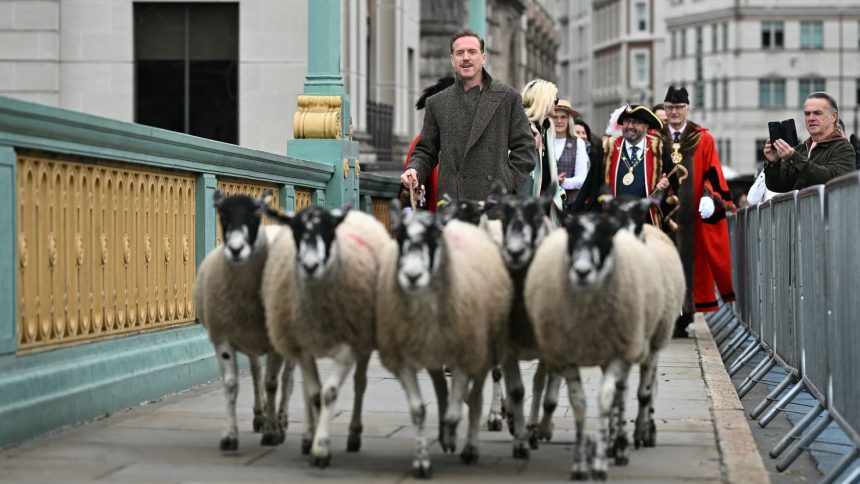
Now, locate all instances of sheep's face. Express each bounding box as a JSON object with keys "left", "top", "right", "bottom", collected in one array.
[
  {"left": 289, "top": 206, "right": 348, "bottom": 281},
  {"left": 565, "top": 214, "right": 620, "bottom": 288},
  {"left": 393, "top": 211, "right": 443, "bottom": 293},
  {"left": 605, "top": 196, "right": 649, "bottom": 240},
  {"left": 214, "top": 192, "right": 264, "bottom": 265},
  {"left": 499, "top": 196, "right": 551, "bottom": 270},
  {"left": 439, "top": 198, "right": 486, "bottom": 226}
]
